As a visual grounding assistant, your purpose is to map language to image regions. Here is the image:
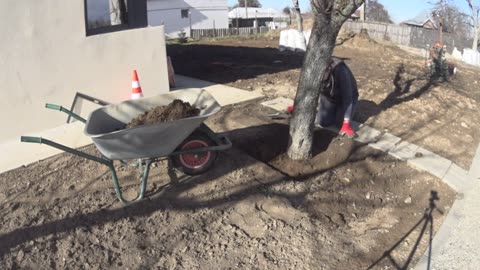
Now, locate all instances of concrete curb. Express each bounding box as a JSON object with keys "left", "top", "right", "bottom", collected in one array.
[{"left": 414, "top": 144, "right": 480, "bottom": 269}]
